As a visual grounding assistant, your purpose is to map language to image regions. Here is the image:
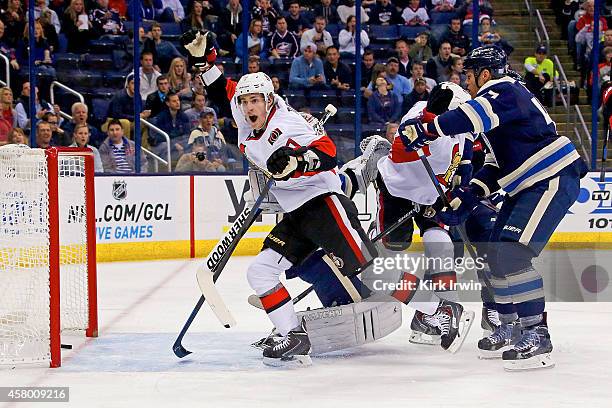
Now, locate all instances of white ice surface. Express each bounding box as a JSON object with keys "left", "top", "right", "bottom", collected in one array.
[{"left": 1, "top": 257, "right": 611, "bottom": 408}]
